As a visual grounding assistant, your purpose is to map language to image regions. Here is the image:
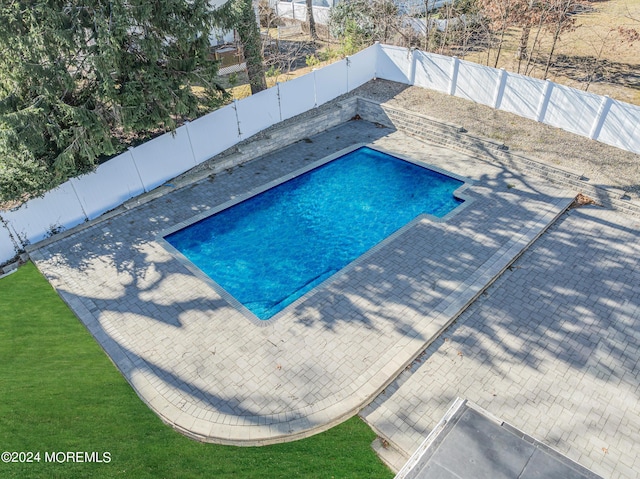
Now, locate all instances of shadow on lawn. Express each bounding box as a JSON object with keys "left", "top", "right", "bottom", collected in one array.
[
  {"left": 544, "top": 54, "right": 640, "bottom": 90},
  {"left": 32, "top": 112, "right": 640, "bottom": 447}
]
